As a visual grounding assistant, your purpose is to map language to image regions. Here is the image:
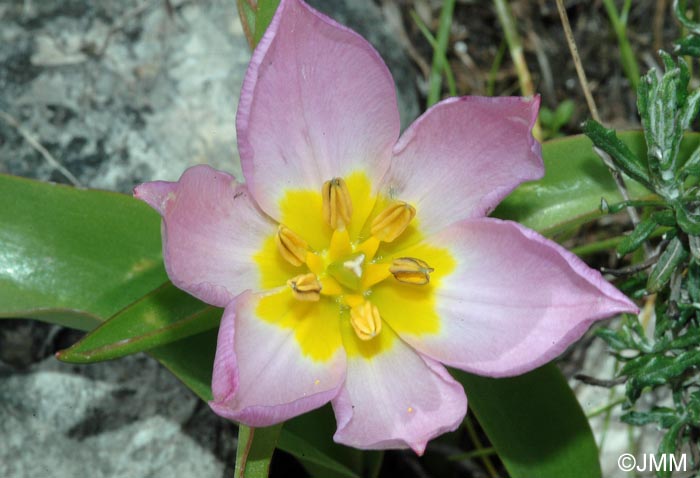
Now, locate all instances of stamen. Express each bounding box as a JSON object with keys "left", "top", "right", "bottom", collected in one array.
[
  {"left": 389, "top": 257, "right": 434, "bottom": 285},
  {"left": 350, "top": 301, "right": 382, "bottom": 340},
  {"left": 371, "top": 201, "right": 416, "bottom": 242},
  {"left": 322, "top": 177, "right": 352, "bottom": 230},
  {"left": 276, "top": 226, "right": 308, "bottom": 266},
  {"left": 287, "top": 273, "right": 322, "bottom": 301}
]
